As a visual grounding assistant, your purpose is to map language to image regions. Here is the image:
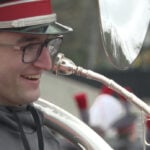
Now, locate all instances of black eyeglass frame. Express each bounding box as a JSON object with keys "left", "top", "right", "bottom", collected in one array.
[
  {"left": 0, "top": 35, "right": 63, "bottom": 64},
  {"left": 21, "top": 35, "right": 63, "bottom": 63}
]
